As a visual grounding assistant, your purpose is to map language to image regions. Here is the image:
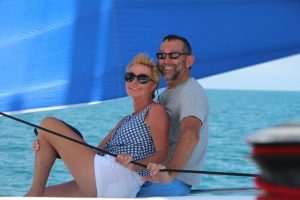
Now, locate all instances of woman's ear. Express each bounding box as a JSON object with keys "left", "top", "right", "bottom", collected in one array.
[{"left": 152, "top": 82, "right": 158, "bottom": 92}]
